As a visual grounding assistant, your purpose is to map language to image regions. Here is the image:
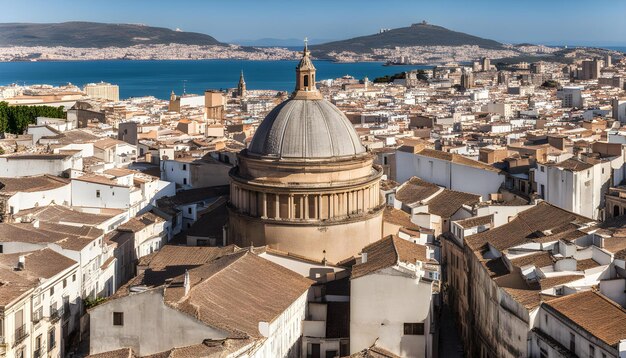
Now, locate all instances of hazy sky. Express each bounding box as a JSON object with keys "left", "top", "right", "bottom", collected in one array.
[{"left": 1, "top": 0, "right": 625, "bottom": 45}]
